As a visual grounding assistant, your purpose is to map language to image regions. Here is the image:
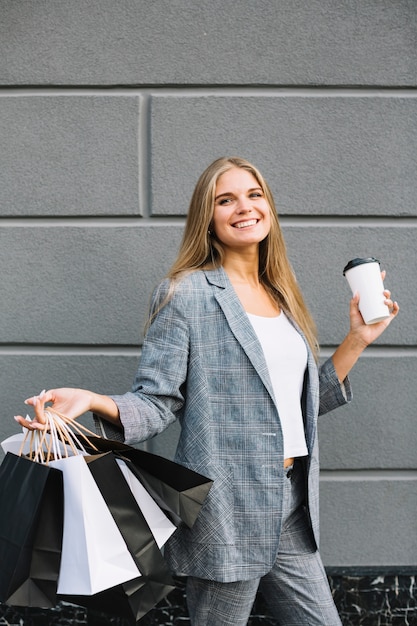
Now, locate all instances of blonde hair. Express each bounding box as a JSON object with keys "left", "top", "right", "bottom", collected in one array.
[{"left": 165, "top": 157, "right": 319, "bottom": 358}]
